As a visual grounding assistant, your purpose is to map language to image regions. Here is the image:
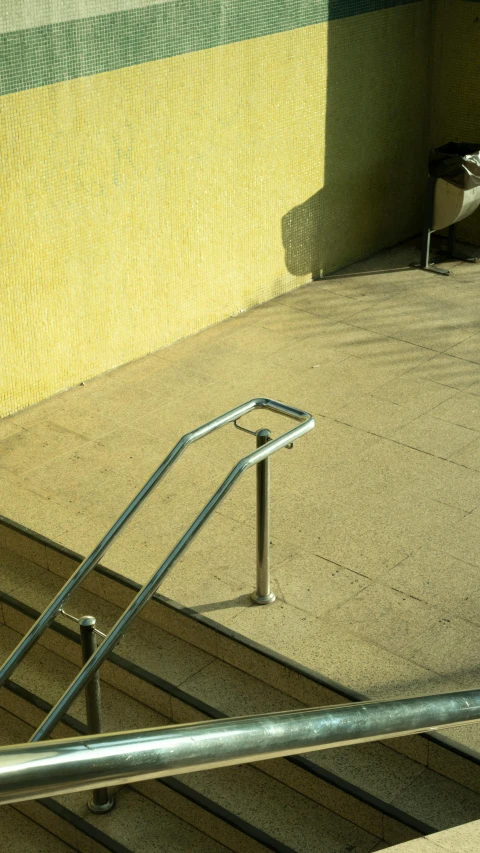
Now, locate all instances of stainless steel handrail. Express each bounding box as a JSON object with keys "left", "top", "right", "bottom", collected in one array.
[
  {"left": 0, "top": 398, "right": 313, "bottom": 740},
  {"left": 1, "top": 688, "right": 480, "bottom": 805}
]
